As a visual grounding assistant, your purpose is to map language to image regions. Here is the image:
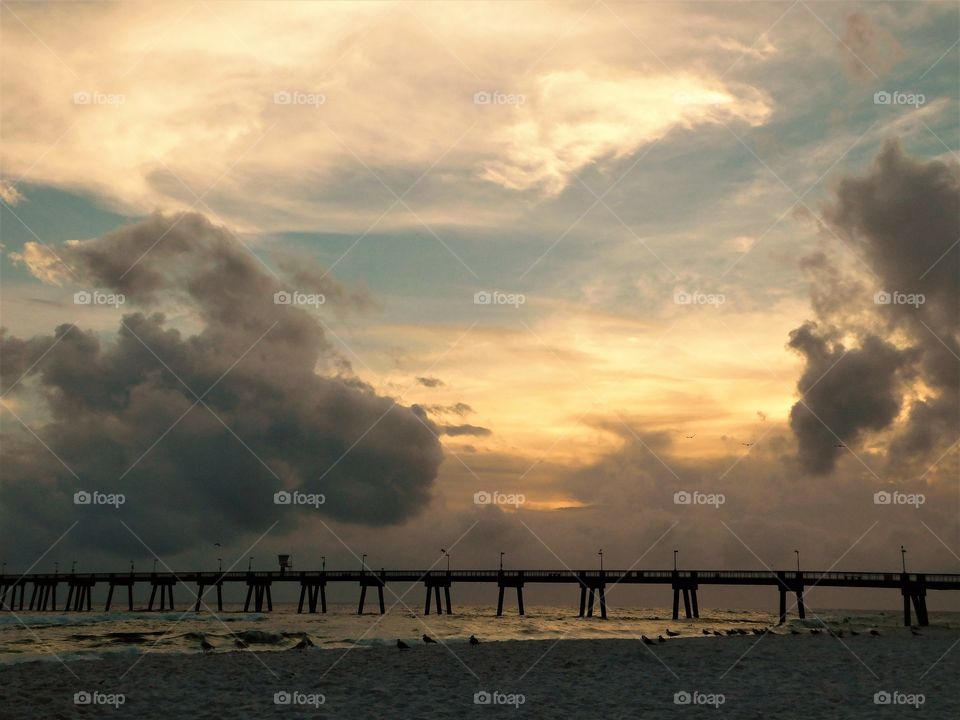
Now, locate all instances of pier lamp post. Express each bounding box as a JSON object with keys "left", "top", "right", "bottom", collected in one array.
[
  {"left": 130, "top": 561, "right": 134, "bottom": 575},
  {"left": 794, "top": 550, "right": 800, "bottom": 574},
  {"left": 499, "top": 552, "right": 505, "bottom": 571},
  {"left": 901, "top": 545, "right": 907, "bottom": 573},
  {"left": 54, "top": 561, "right": 59, "bottom": 576},
  {"left": 441, "top": 548, "right": 450, "bottom": 573},
  {"left": 153, "top": 558, "right": 158, "bottom": 574},
  {"left": 673, "top": 549, "right": 678, "bottom": 572},
  {"left": 71, "top": 560, "right": 77, "bottom": 574},
  {"left": 321, "top": 556, "right": 326, "bottom": 572},
  {"left": 217, "top": 558, "right": 222, "bottom": 573},
  {"left": 361, "top": 554, "right": 367, "bottom": 575},
  {"left": 598, "top": 549, "right": 603, "bottom": 572},
  {"left": 248, "top": 556, "right": 253, "bottom": 572},
  {"left": 1, "top": 562, "right": 6, "bottom": 576}
]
